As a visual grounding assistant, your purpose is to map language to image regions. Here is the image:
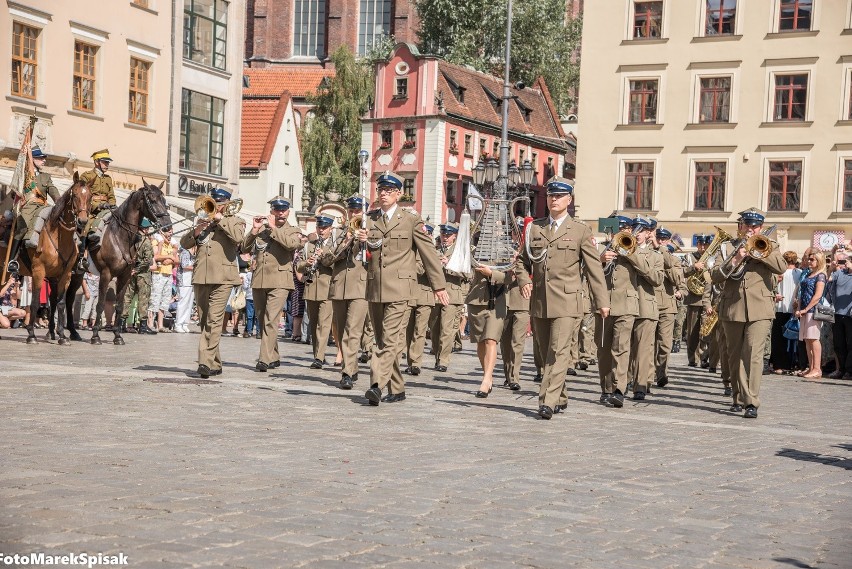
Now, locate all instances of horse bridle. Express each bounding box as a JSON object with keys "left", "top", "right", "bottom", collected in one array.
[
  {"left": 58, "top": 187, "right": 85, "bottom": 232},
  {"left": 110, "top": 185, "right": 170, "bottom": 236}
]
